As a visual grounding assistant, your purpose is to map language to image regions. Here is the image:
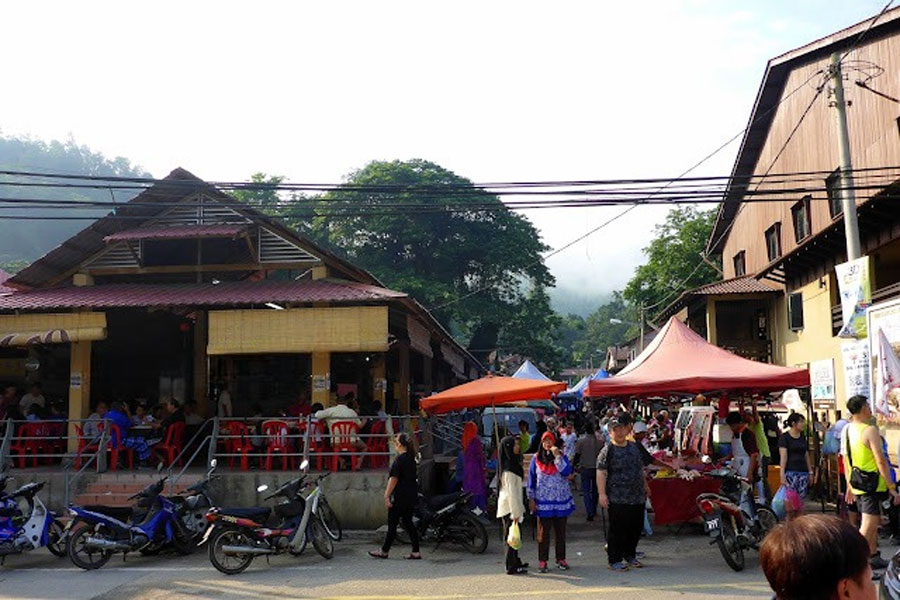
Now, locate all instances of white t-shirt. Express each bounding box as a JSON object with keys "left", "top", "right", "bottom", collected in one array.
[
  {"left": 217, "top": 390, "right": 232, "bottom": 418},
  {"left": 20, "top": 393, "right": 45, "bottom": 412}
]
